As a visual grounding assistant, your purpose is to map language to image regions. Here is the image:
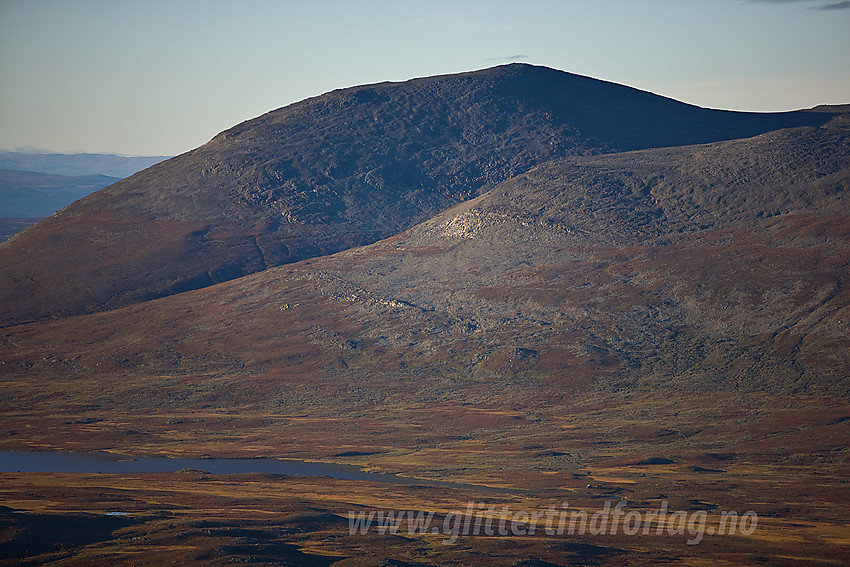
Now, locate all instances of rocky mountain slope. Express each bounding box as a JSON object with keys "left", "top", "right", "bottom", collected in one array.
[
  {"left": 3, "top": 116, "right": 848, "bottom": 413},
  {"left": 0, "top": 64, "right": 837, "bottom": 327}
]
